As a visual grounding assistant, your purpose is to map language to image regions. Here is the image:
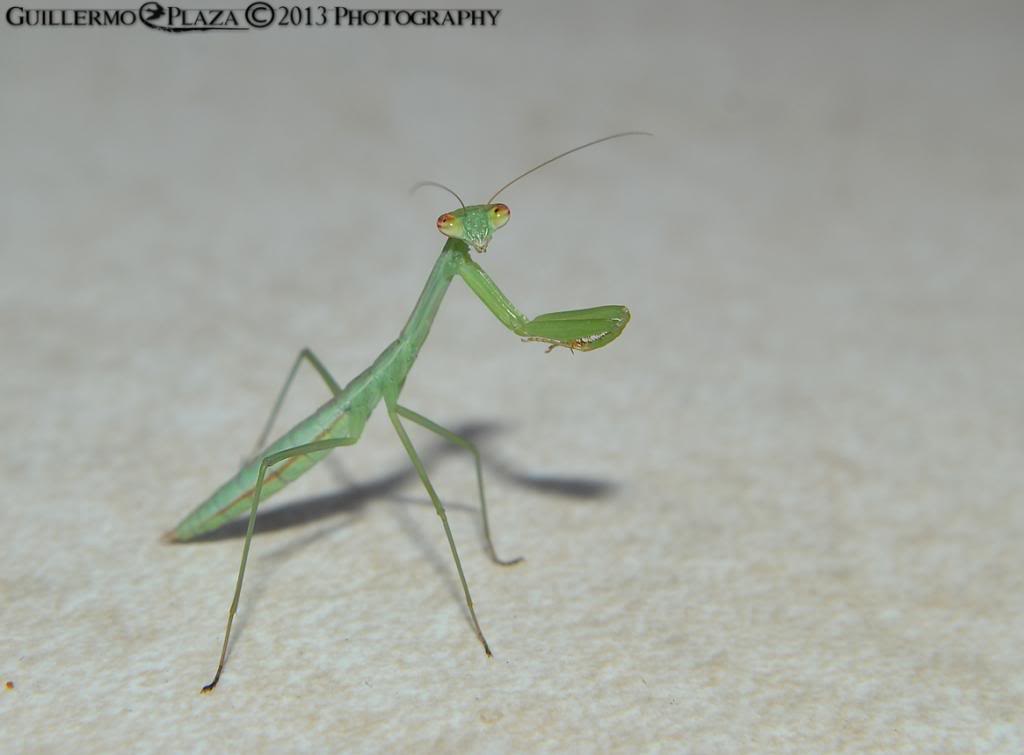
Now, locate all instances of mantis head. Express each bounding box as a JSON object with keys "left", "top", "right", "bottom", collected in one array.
[
  {"left": 436, "top": 204, "right": 510, "bottom": 253},
  {"left": 413, "top": 131, "right": 651, "bottom": 254}
]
